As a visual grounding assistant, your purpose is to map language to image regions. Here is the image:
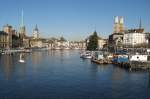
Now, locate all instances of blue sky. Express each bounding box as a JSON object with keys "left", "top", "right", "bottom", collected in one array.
[{"left": 0, "top": 0, "right": 150, "bottom": 40}]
